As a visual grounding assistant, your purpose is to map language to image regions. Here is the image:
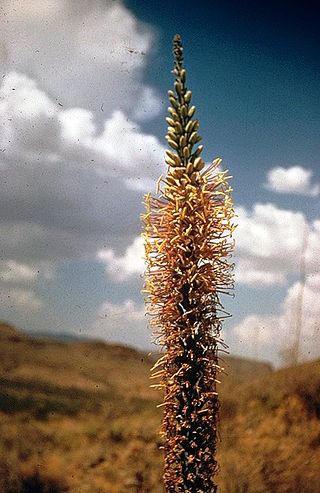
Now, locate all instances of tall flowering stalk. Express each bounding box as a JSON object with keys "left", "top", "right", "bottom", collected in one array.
[{"left": 142, "top": 35, "right": 235, "bottom": 492}]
